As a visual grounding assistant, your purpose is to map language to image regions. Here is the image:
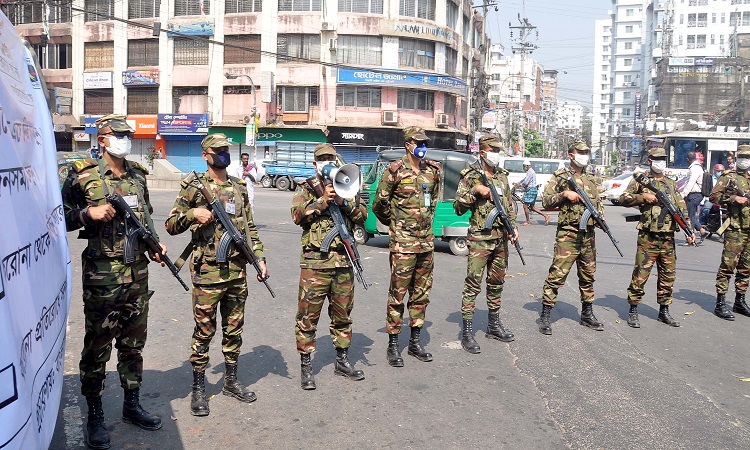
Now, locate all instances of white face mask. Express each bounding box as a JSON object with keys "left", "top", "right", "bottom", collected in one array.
[
  {"left": 106, "top": 136, "right": 132, "bottom": 158},
  {"left": 651, "top": 160, "right": 667, "bottom": 173},
  {"left": 484, "top": 152, "right": 501, "bottom": 168},
  {"left": 737, "top": 158, "right": 750, "bottom": 170},
  {"left": 572, "top": 153, "right": 589, "bottom": 168}
]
